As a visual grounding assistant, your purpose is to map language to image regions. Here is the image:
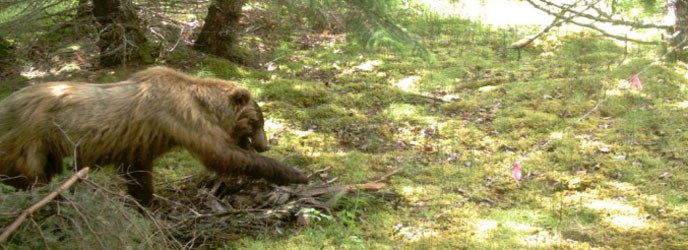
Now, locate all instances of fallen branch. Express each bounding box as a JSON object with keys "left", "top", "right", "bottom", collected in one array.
[
  {"left": 532, "top": 0, "right": 670, "bottom": 29},
  {"left": 307, "top": 166, "right": 332, "bottom": 179},
  {"left": 525, "top": 0, "right": 664, "bottom": 45},
  {"left": 510, "top": 1, "right": 582, "bottom": 49},
  {"left": 0, "top": 167, "right": 90, "bottom": 243},
  {"left": 344, "top": 183, "right": 387, "bottom": 191},
  {"left": 371, "top": 169, "right": 400, "bottom": 183}
]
